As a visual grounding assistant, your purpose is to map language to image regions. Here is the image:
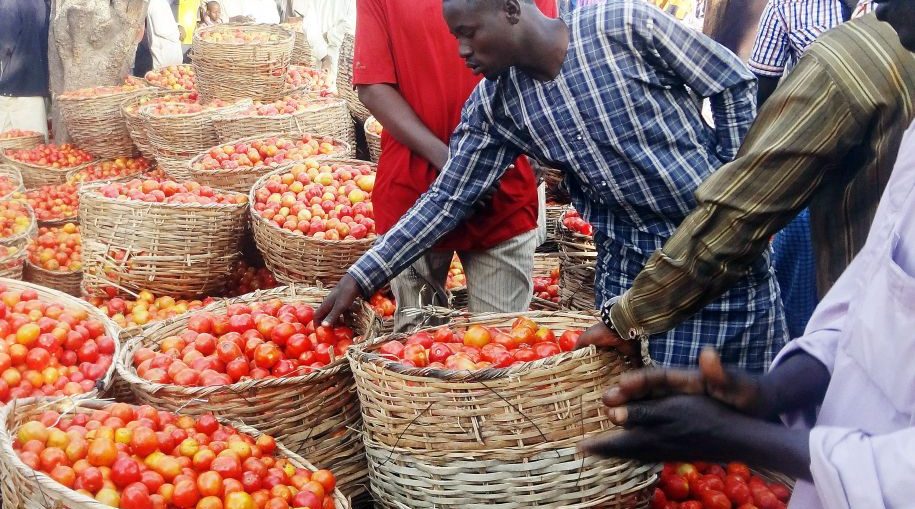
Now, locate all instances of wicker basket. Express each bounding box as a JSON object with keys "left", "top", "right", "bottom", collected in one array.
[
  {"left": 193, "top": 23, "right": 295, "bottom": 103},
  {"left": 65, "top": 158, "right": 153, "bottom": 186},
  {"left": 0, "top": 165, "right": 25, "bottom": 201},
  {"left": 364, "top": 117, "right": 381, "bottom": 163},
  {"left": 23, "top": 261, "right": 82, "bottom": 296},
  {"left": 153, "top": 154, "right": 194, "bottom": 181},
  {"left": 0, "top": 152, "right": 95, "bottom": 190},
  {"left": 116, "top": 285, "right": 376, "bottom": 499},
  {"left": 120, "top": 90, "right": 183, "bottom": 159},
  {"left": 0, "top": 398, "right": 350, "bottom": 509},
  {"left": 213, "top": 97, "right": 356, "bottom": 152},
  {"left": 350, "top": 310, "right": 657, "bottom": 508},
  {"left": 249, "top": 159, "right": 376, "bottom": 286},
  {"left": 284, "top": 24, "right": 314, "bottom": 65},
  {"left": 337, "top": 34, "right": 371, "bottom": 123},
  {"left": 57, "top": 86, "right": 148, "bottom": 158},
  {"left": 140, "top": 99, "right": 252, "bottom": 161},
  {"left": 544, "top": 166, "right": 570, "bottom": 204},
  {"left": 0, "top": 132, "right": 44, "bottom": 151},
  {"left": 558, "top": 258, "right": 597, "bottom": 312},
  {"left": 143, "top": 63, "right": 196, "bottom": 91},
  {"left": 78, "top": 184, "right": 248, "bottom": 298},
  {"left": 0, "top": 278, "right": 119, "bottom": 392},
  {"left": 0, "top": 202, "right": 35, "bottom": 280},
  {"left": 188, "top": 132, "right": 351, "bottom": 193},
  {"left": 531, "top": 252, "right": 561, "bottom": 311}
]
